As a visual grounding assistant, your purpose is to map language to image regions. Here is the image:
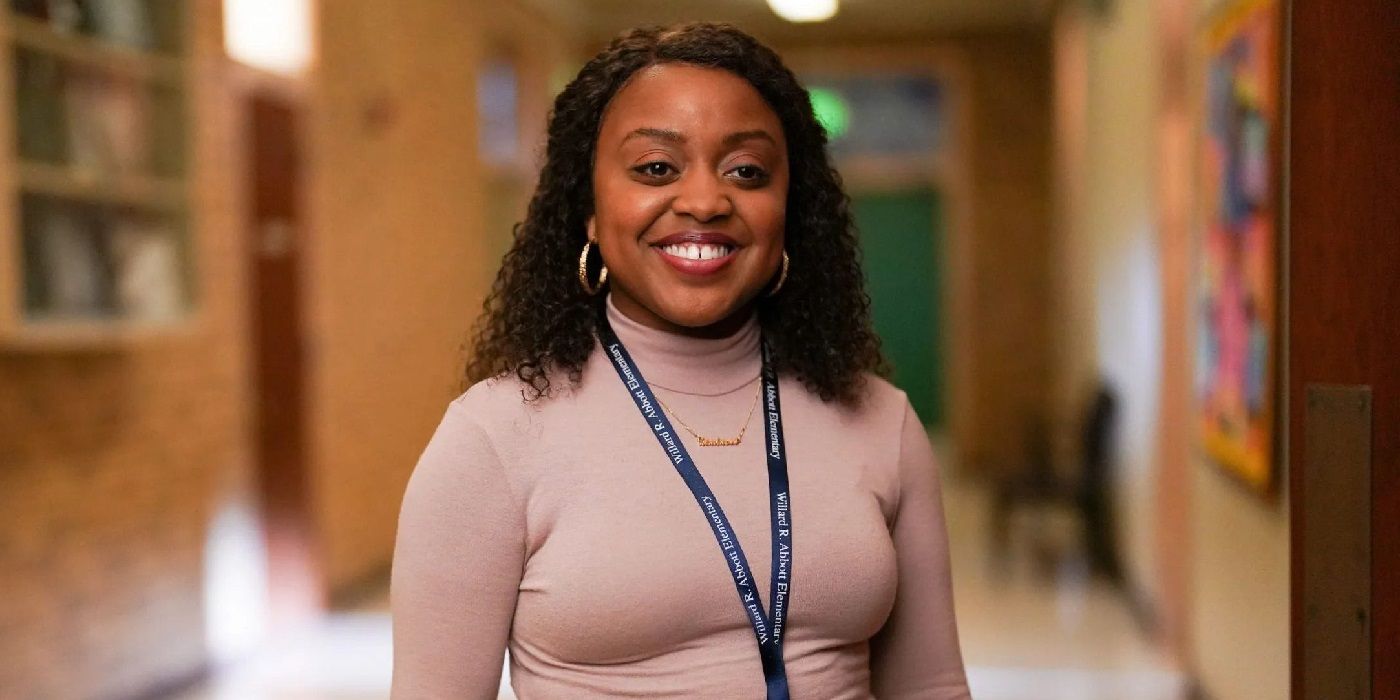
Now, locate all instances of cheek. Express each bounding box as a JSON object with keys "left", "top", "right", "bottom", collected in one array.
[
  {"left": 595, "top": 181, "right": 667, "bottom": 240},
  {"left": 737, "top": 189, "right": 787, "bottom": 246}
]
